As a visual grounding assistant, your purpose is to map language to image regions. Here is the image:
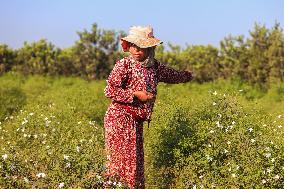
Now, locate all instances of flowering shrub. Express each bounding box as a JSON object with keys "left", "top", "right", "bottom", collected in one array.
[
  {"left": 145, "top": 84, "right": 284, "bottom": 188},
  {"left": 1, "top": 74, "right": 284, "bottom": 188}
]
